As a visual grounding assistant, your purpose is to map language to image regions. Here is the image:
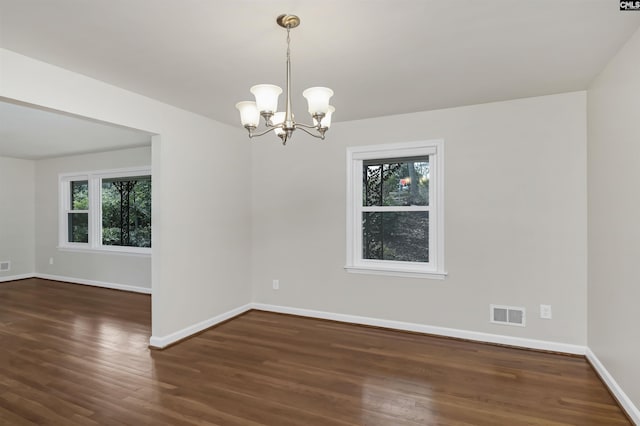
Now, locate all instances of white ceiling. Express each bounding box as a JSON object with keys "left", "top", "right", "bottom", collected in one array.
[
  {"left": 0, "top": 101, "right": 152, "bottom": 160},
  {"left": 1, "top": 0, "right": 640, "bottom": 129}
]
